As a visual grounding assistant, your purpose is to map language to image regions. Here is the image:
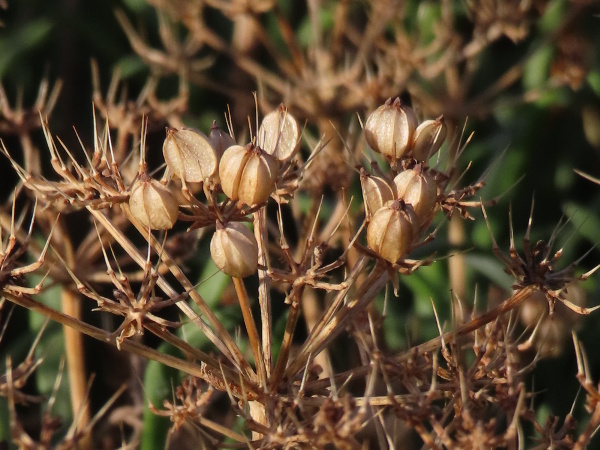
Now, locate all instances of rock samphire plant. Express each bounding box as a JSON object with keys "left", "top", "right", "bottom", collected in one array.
[{"left": 1, "top": 1, "right": 600, "bottom": 448}]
